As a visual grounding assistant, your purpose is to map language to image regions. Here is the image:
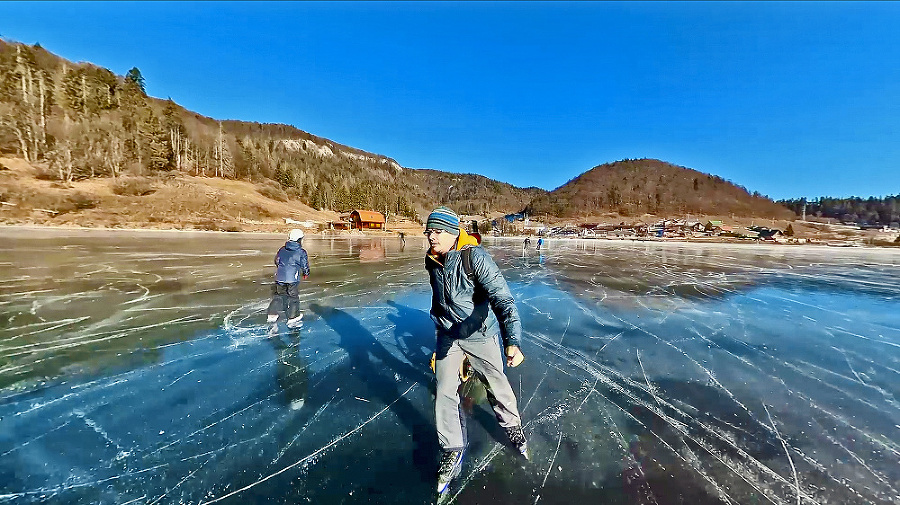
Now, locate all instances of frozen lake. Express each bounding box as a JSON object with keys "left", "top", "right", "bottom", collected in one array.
[{"left": 1, "top": 228, "right": 899, "bottom": 504}]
